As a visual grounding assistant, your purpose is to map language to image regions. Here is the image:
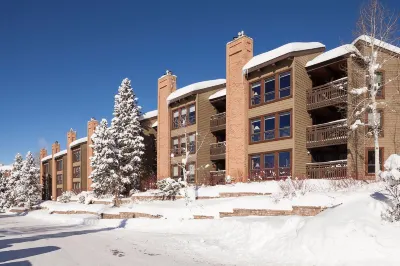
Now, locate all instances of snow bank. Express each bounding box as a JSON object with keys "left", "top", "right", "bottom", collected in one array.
[
  {"left": 353, "top": 35, "right": 400, "bottom": 55},
  {"left": 384, "top": 154, "right": 400, "bottom": 170},
  {"left": 70, "top": 137, "right": 88, "bottom": 148},
  {"left": 139, "top": 110, "right": 158, "bottom": 121},
  {"left": 306, "top": 44, "right": 361, "bottom": 67},
  {"left": 53, "top": 149, "right": 67, "bottom": 158},
  {"left": 166, "top": 79, "right": 226, "bottom": 104},
  {"left": 40, "top": 201, "right": 109, "bottom": 214},
  {"left": 243, "top": 42, "right": 325, "bottom": 73},
  {"left": 208, "top": 88, "right": 226, "bottom": 100}
]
